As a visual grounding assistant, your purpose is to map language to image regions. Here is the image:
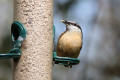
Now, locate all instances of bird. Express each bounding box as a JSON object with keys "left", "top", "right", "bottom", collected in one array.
[{"left": 56, "top": 20, "right": 83, "bottom": 66}]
